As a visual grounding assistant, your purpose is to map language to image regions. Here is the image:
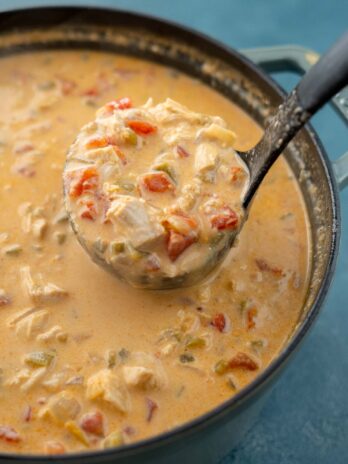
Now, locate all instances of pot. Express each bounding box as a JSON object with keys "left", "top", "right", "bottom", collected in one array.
[{"left": 0, "top": 6, "right": 347, "bottom": 464}]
